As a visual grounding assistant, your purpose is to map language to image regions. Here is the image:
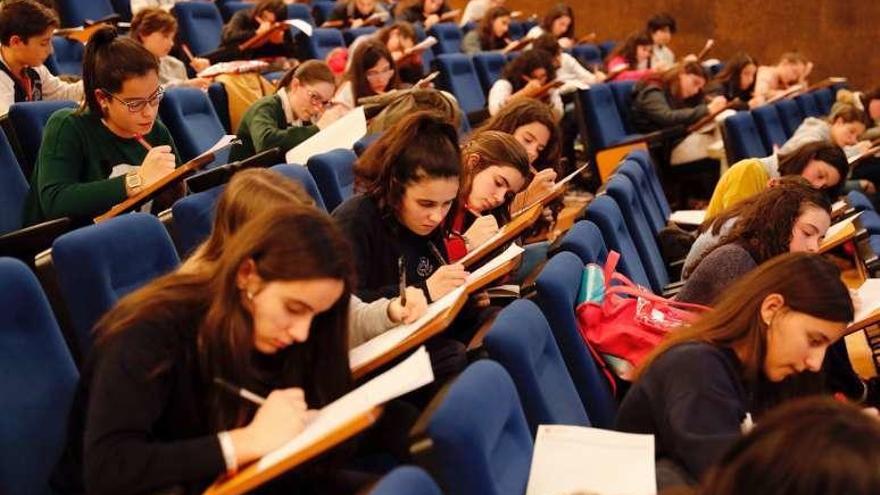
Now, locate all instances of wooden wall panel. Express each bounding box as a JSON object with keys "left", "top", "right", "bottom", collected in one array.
[{"left": 450, "top": 0, "right": 879, "bottom": 90}]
